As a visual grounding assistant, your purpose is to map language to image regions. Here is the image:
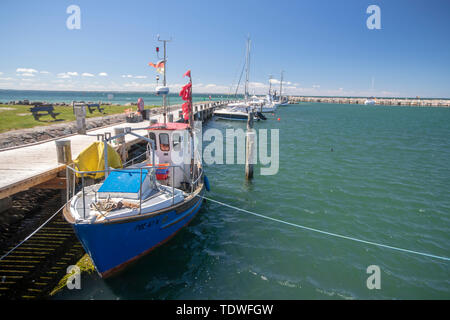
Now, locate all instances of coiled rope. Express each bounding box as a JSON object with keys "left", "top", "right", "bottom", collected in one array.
[{"left": 200, "top": 196, "right": 450, "bottom": 262}]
